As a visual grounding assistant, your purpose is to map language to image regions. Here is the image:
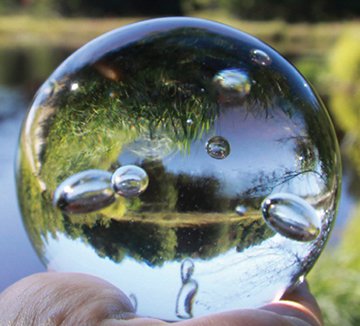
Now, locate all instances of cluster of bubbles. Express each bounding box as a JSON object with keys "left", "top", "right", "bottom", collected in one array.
[
  {"left": 52, "top": 44, "right": 320, "bottom": 242},
  {"left": 53, "top": 165, "right": 321, "bottom": 243},
  {"left": 17, "top": 17, "right": 341, "bottom": 321},
  {"left": 53, "top": 165, "right": 149, "bottom": 214}
]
